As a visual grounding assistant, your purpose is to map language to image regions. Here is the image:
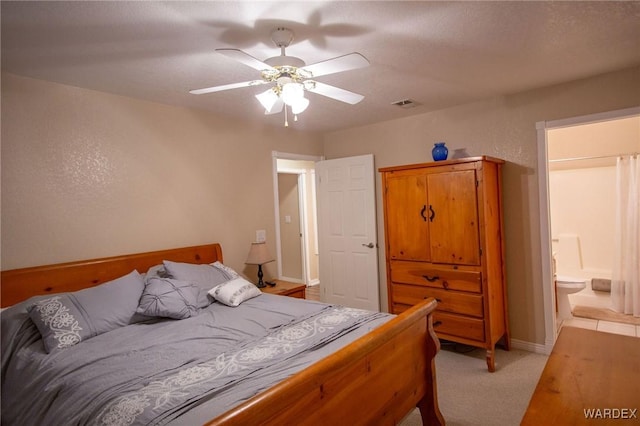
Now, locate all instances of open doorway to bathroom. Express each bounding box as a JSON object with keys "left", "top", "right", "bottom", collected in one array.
[{"left": 538, "top": 107, "right": 640, "bottom": 344}]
